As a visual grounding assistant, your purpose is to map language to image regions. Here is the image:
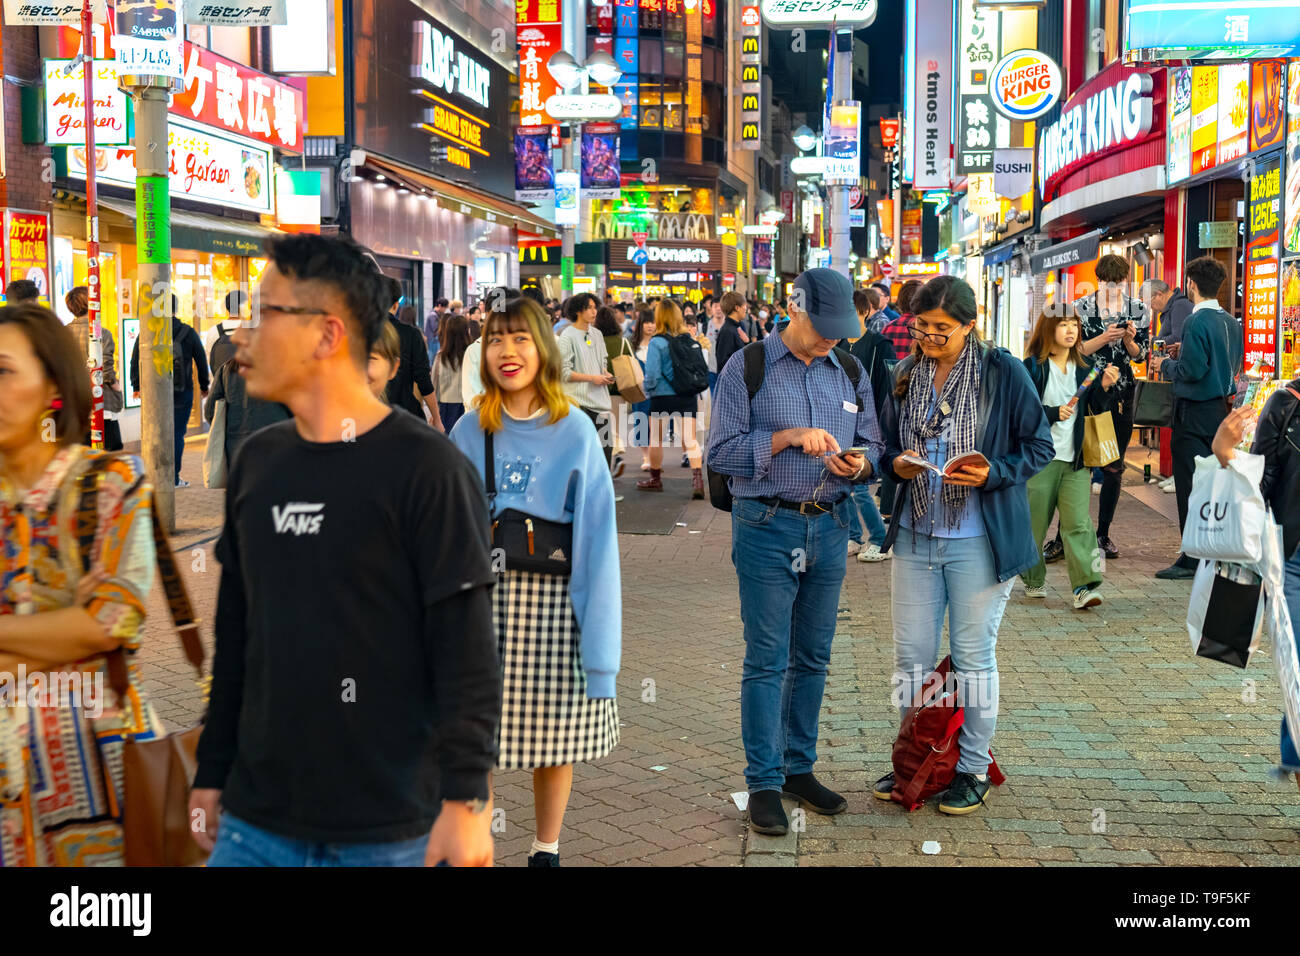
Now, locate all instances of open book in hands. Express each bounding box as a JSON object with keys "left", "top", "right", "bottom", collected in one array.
[{"left": 896, "top": 450, "right": 990, "bottom": 478}]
